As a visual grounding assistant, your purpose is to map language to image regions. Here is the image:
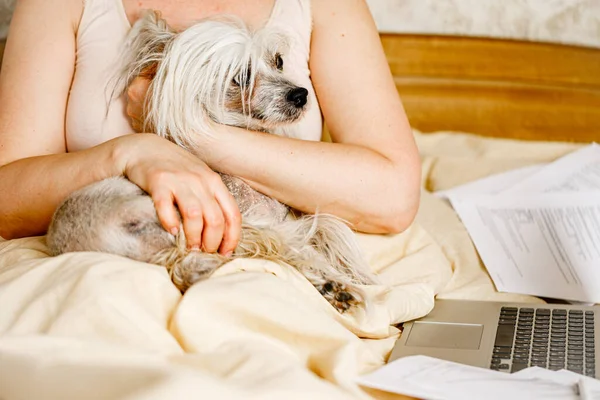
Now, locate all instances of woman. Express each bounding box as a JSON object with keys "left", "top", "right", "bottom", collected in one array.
[{"left": 0, "top": 0, "right": 421, "bottom": 257}]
